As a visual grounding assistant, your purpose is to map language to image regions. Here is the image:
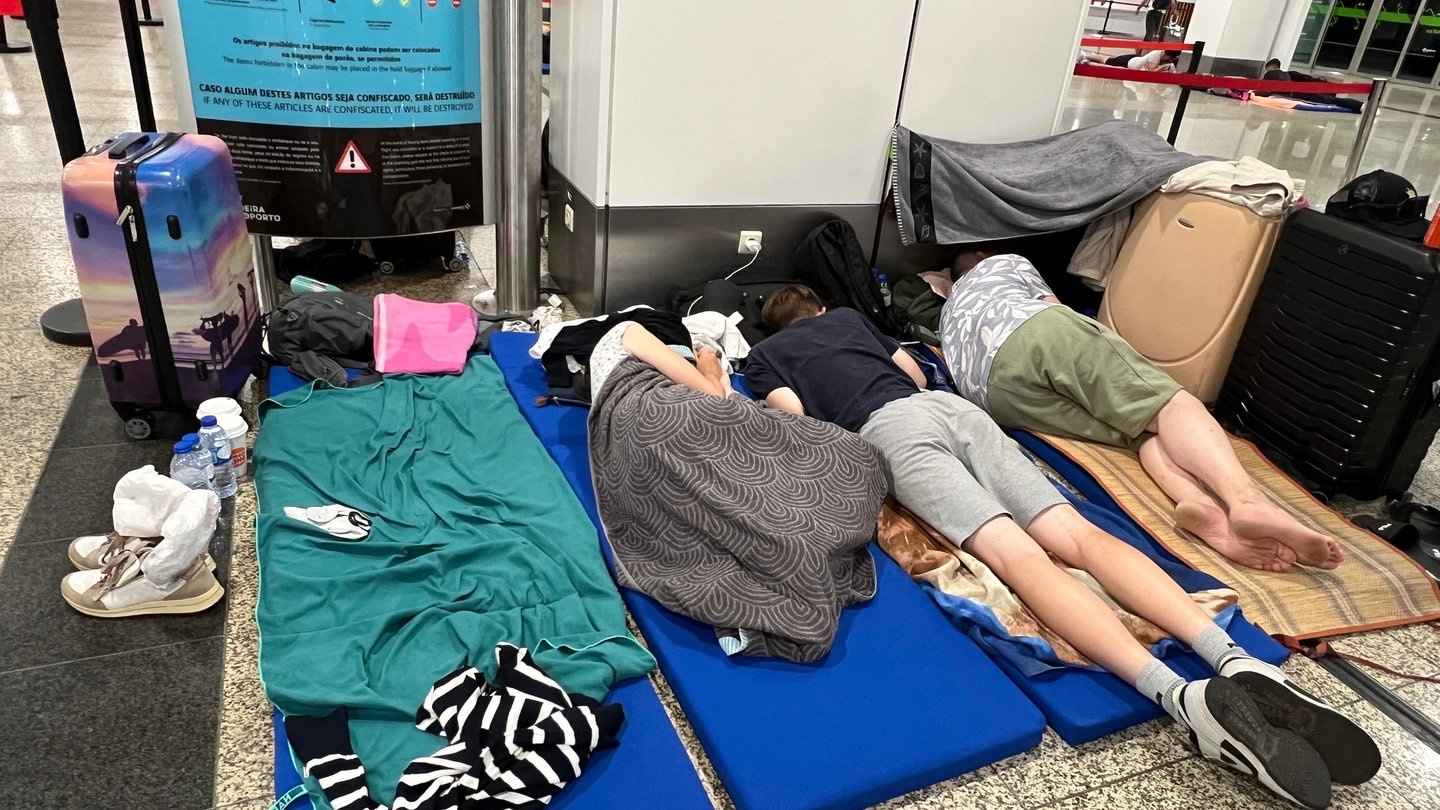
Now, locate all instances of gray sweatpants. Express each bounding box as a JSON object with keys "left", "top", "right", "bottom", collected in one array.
[{"left": 859, "top": 391, "right": 1067, "bottom": 547}]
